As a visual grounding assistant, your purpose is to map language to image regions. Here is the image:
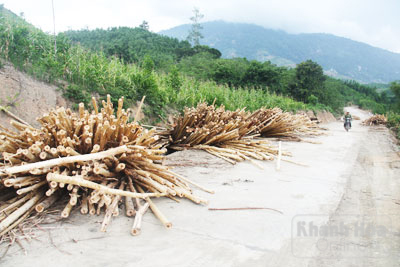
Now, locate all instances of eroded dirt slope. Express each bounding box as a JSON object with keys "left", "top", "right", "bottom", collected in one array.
[{"left": 0, "top": 63, "right": 69, "bottom": 129}]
